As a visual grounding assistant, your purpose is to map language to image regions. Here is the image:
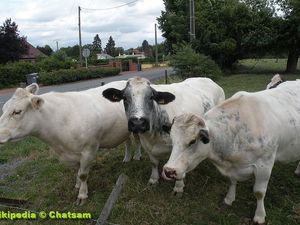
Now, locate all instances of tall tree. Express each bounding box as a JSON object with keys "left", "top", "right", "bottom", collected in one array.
[
  {"left": 142, "top": 40, "right": 153, "bottom": 58},
  {"left": 0, "top": 18, "right": 28, "bottom": 64},
  {"left": 272, "top": 0, "right": 300, "bottom": 72},
  {"left": 105, "top": 36, "right": 116, "bottom": 56},
  {"left": 158, "top": 0, "right": 277, "bottom": 69},
  {"left": 60, "top": 45, "right": 80, "bottom": 59},
  {"left": 92, "top": 34, "right": 102, "bottom": 53},
  {"left": 37, "top": 45, "right": 53, "bottom": 56}
]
